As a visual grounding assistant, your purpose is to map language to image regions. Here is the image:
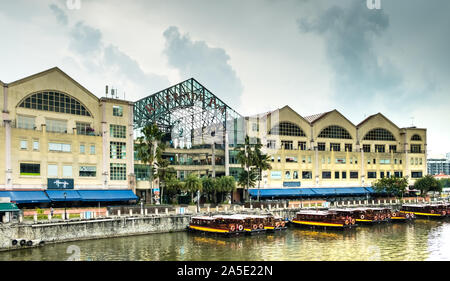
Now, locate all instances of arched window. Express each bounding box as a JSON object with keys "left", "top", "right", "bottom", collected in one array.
[
  {"left": 18, "top": 91, "right": 92, "bottom": 117},
  {"left": 318, "top": 125, "right": 352, "bottom": 139},
  {"left": 411, "top": 134, "right": 422, "bottom": 141},
  {"left": 363, "top": 128, "right": 396, "bottom": 141},
  {"left": 269, "top": 122, "right": 306, "bottom": 137}
]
